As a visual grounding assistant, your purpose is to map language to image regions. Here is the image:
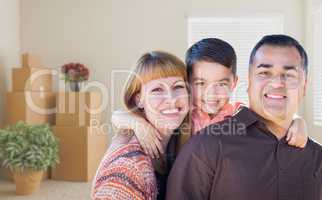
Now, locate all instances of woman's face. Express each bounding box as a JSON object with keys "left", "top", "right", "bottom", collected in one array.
[{"left": 138, "top": 76, "right": 189, "bottom": 136}]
